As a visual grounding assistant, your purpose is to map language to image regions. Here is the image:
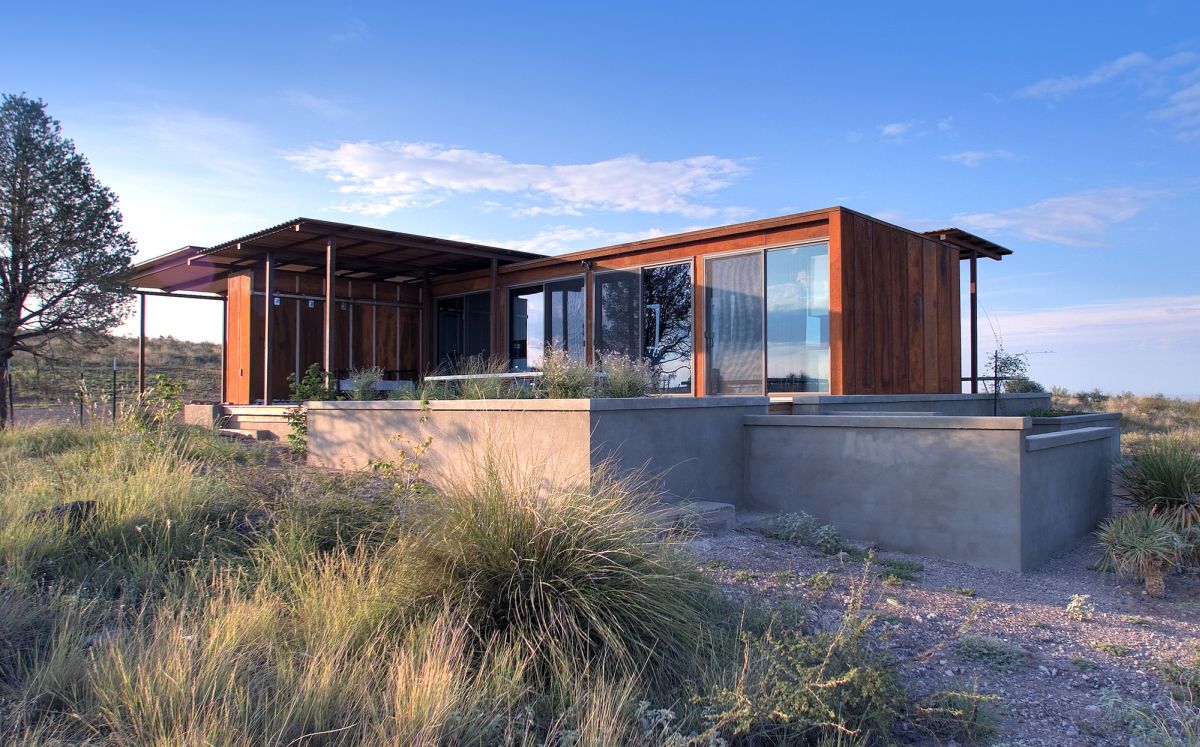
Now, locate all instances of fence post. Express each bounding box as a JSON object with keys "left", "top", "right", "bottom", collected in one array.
[
  {"left": 78, "top": 375, "right": 85, "bottom": 427},
  {"left": 111, "top": 358, "right": 118, "bottom": 425}
]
